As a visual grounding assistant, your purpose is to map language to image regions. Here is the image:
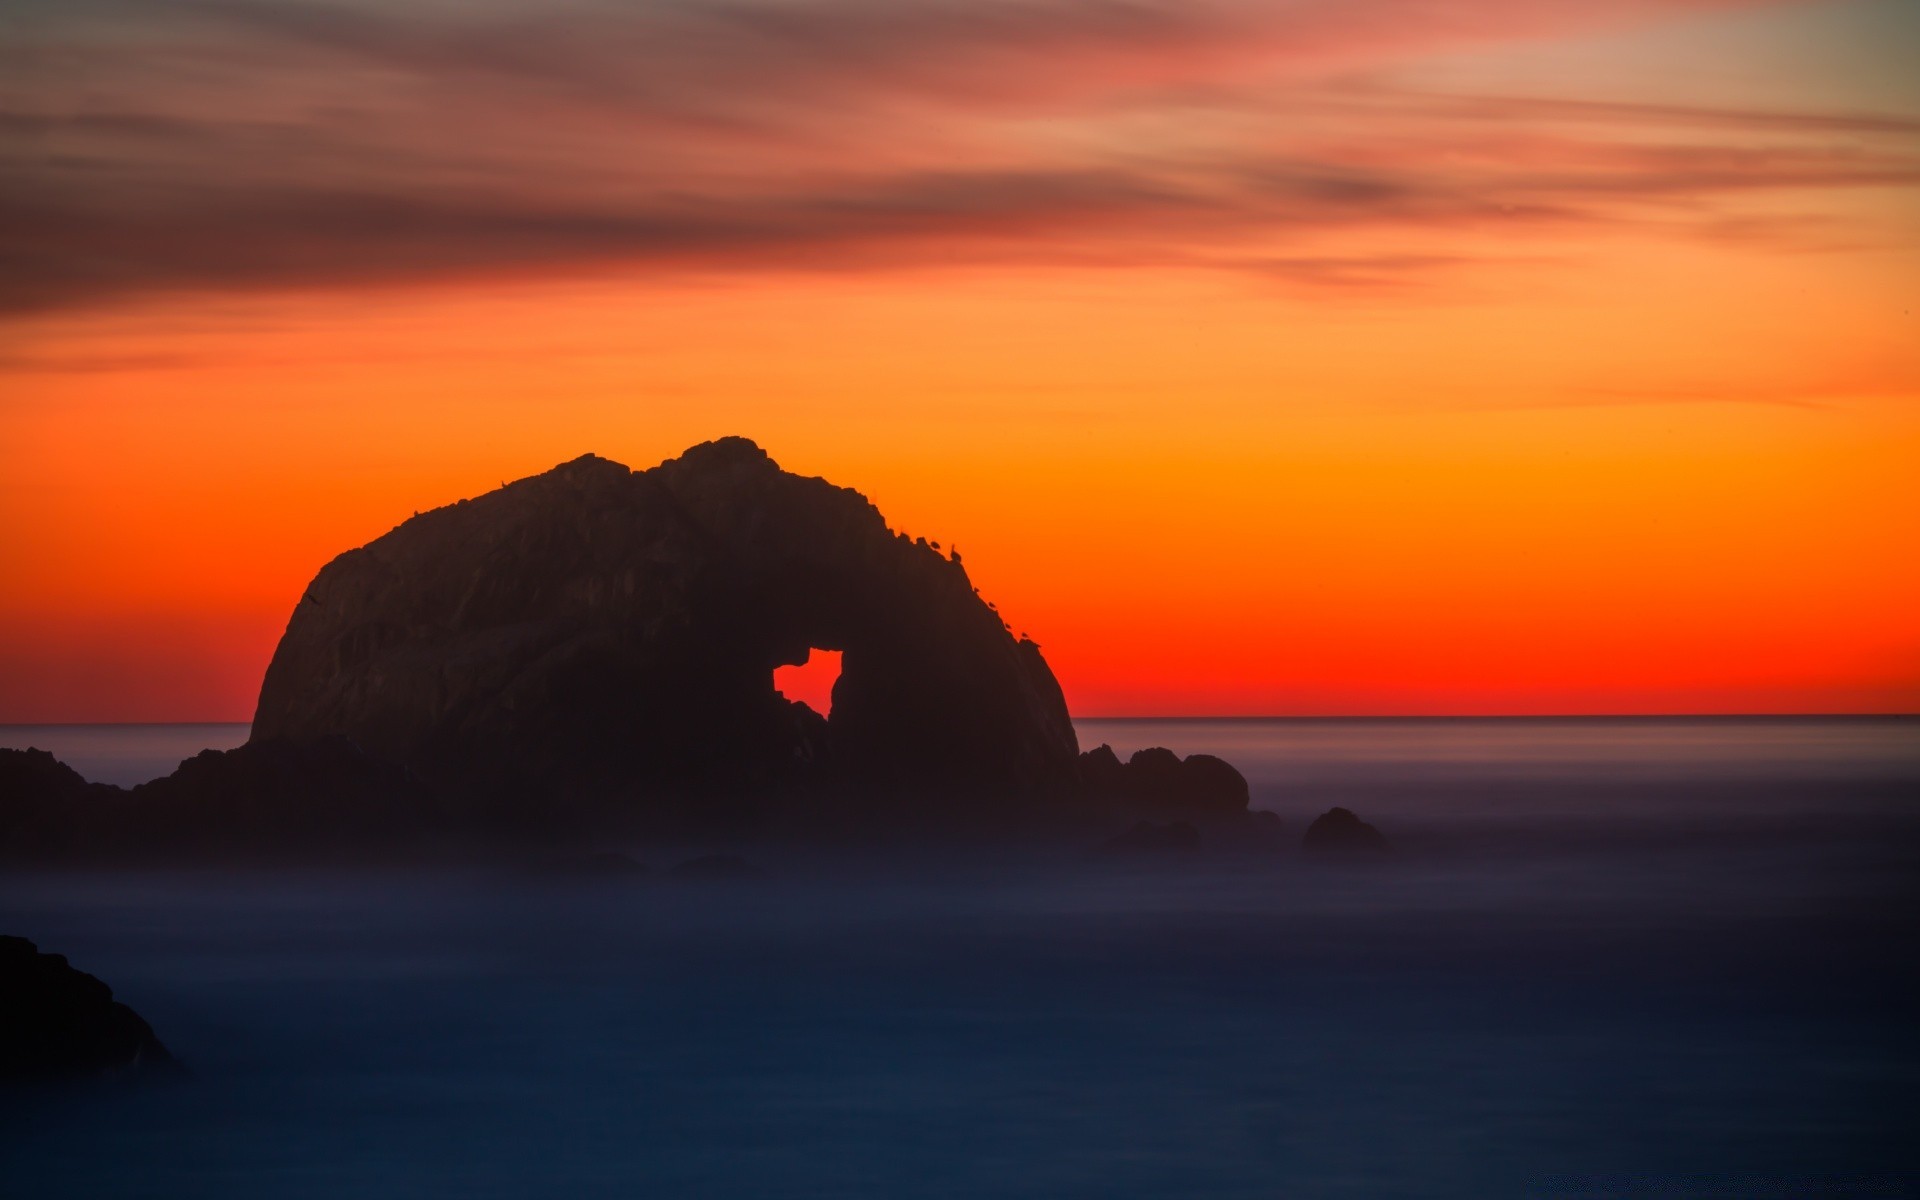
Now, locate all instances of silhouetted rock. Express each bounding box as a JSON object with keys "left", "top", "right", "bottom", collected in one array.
[
  {"left": 1238, "top": 809, "right": 1288, "bottom": 851},
  {"left": 1179, "top": 755, "right": 1252, "bottom": 812},
  {"left": 1098, "top": 820, "right": 1201, "bottom": 854},
  {"left": 1, "top": 936, "right": 176, "bottom": 1082},
  {"left": 1, "top": 739, "right": 435, "bottom": 862},
  {"left": 670, "top": 853, "right": 762, "bottom": 880},
  {"left": 1302, "top": 807, "right": 1388, "bottom": 854},
  {"left": 1079, "top": 745, "right": 1250, "bottom": 818},
  {"left": 249, "top": 439, "right": 1079, "bottom": 836},
  {"left": 1, "top": 440, "right": 1266, "bottom": 858},
  {"left": 1077, "top": 743, "right": 1127, "bottom": 794},
  {"left": 0, "top": 749, "right": 118, "bottom": 859},
  {"left": 1123, "top": 747, "right": 1187, "bottom": 798},
  {"left": 0, "top": 747, "right": 90, "bottom": 803},
  {"left": 129, "top": 737, "right": 437, "bottom": 854}
]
